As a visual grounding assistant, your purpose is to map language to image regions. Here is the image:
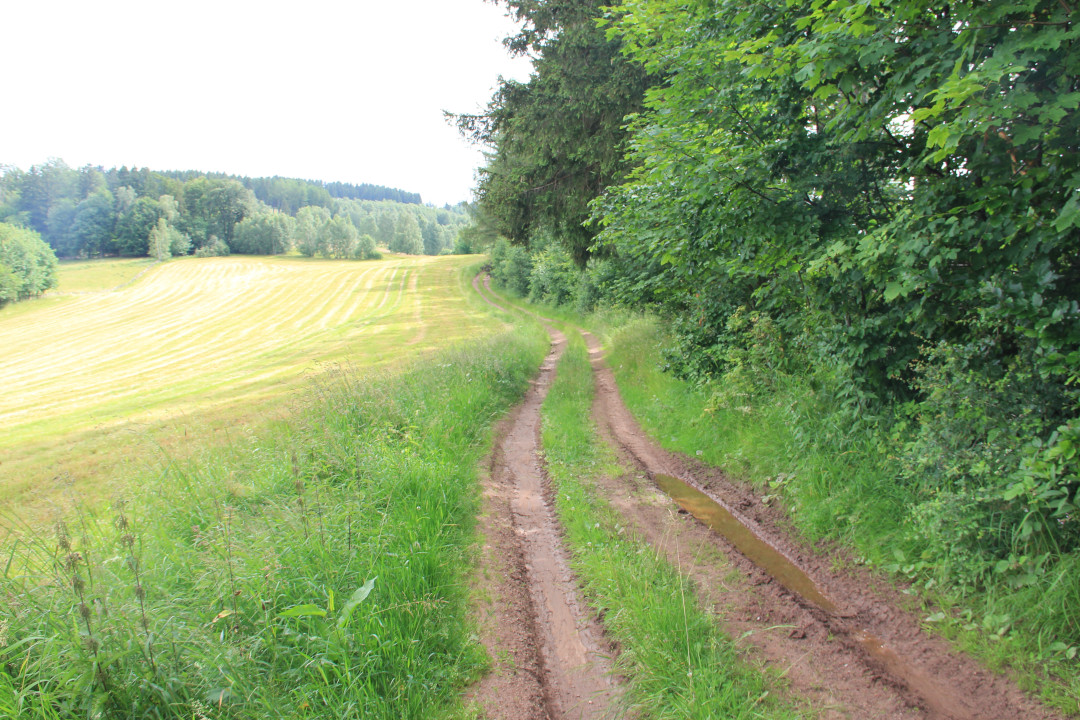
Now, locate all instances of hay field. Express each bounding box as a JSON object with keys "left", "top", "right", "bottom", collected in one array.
[{"left": 0, "top": 254, "right": 497, "bottom": 516}]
